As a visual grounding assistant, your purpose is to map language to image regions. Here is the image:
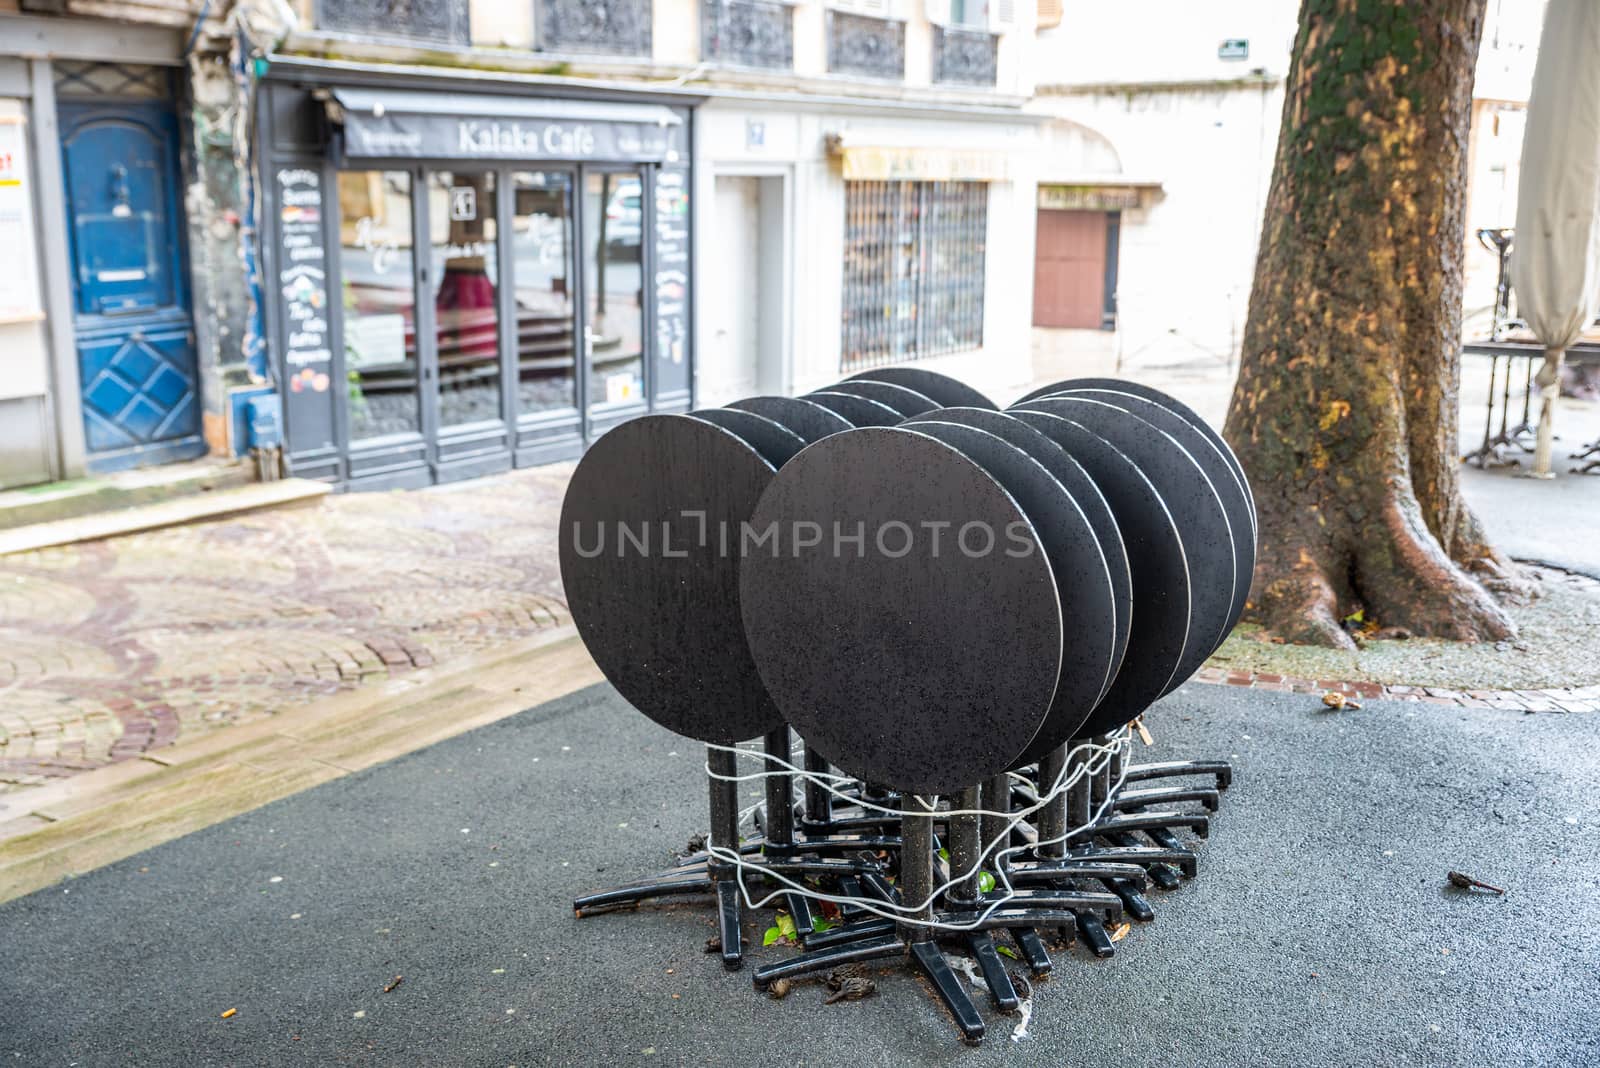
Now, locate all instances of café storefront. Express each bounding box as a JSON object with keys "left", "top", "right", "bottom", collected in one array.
[{"left": 258, "top": 63, "right": 696, "bottom": 489}]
